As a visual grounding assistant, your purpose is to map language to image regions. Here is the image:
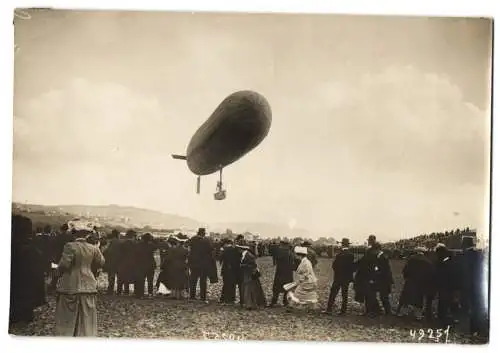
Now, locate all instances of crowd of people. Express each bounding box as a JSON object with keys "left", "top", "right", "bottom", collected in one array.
[
  {"left": 392, "top": 227, "right": 477, "bottom": 250},
  {"left": 10, "top": 214, "right": 488, "bottom": 340}
]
